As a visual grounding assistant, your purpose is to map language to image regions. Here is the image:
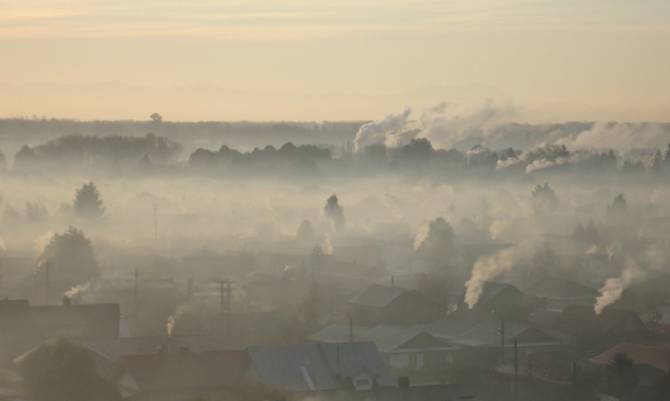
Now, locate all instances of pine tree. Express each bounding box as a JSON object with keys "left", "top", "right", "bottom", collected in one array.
[{"left": 73, "top": 182, "right": 105, "bottom": 219}]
